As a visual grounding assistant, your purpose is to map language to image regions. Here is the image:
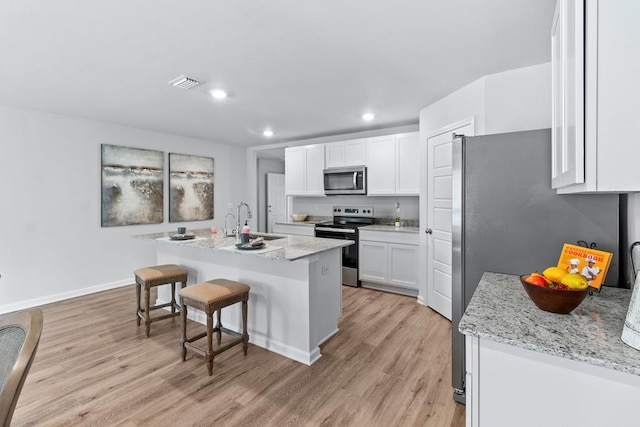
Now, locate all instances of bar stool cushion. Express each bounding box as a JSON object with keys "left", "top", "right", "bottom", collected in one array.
[
  {"left": 178, "top": 279, "right": 250, "bottom": 304},
  {"left": 135, "top": 264, "right": 188, "bottom": 288}
]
